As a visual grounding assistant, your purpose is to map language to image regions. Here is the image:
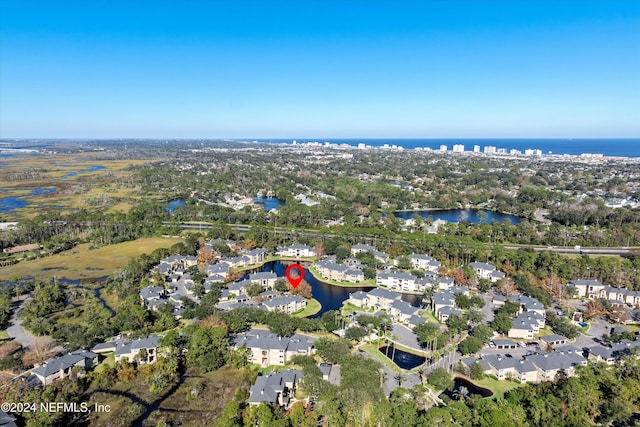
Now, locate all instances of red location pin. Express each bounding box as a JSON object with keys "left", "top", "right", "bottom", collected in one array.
[{"left": 285, "top": 264, "right": 304, "bottom": 289}]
